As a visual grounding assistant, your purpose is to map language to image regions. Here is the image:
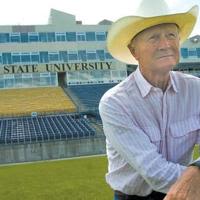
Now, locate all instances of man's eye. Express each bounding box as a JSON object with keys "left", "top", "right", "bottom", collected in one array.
[
  {"left": 168, "top": 33, "right": 177, "bottom": 39},
  {"left": 148, "top": 35, "right": 158, "bottom": 41}
]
